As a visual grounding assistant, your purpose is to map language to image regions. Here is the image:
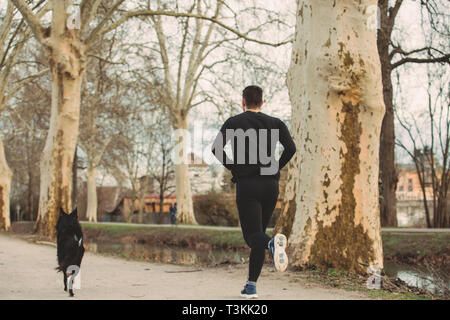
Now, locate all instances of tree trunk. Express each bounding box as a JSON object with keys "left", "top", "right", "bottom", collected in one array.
[
  {"left": 138, "top": 188, "right": 145, "bottom": 224},
  {"left": 0, "top": 138, "right": 12, "bottom": 231},
  {"left": 85, "top": 166, "right": 98, "bottom": 222},
  {"left": 159, "top": 180, "right": 165, "bottom": 214},
  {"left": 378, "top": 97, "right": 398, "bottom": 227},
  {"left": 126, "top": 196, "right": 135, "bottom": 223},
  {"left": 273, "top": 102, "right": 302, "bottom": 237},
  {"left": 72, "top": 145, "right": 78, "bottom": 210},
  {"left": 284, "top": 0, "right": 385, "bottom": 274},
  {"left": 35, "top": 28, "right": 86, "bottom": 237},
  {"left": 173, "top": 116, "right": 197, "bottom": 225},
  {"left": 377, "top": 11, "right": 398, "bottom": 227}
]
